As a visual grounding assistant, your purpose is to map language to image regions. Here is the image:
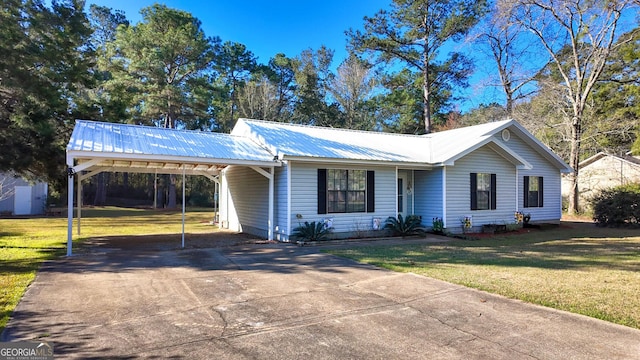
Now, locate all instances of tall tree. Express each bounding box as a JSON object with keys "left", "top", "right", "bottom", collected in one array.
[
  {"left": 589, "top": 26, "right": 640, "bottom": 155},
  {"left": 348, "top": 0, "right": 487, "bottom": 133},
  {"left": 108, "top": 4, "right": 219, "bottom": 128},
  {"left": 291, "top": 46, "right": 340, "bottom": 126},
  {"left": 474, "top": 4, "right": 538, "bottom": 117},
  {"left": 0, "top": 0, "right": 93, "bottom": 191},
  {"left": 107, "top": 4, "right": 219, "bottom": 207},
  {"left": 212, "top": 41, "right": 257, "bottom": 132},
  {"left": 327, "top": 54, "right": 378, "bottom": 130},
  {"left": 236, "top": 75, "right": 279, "bottom": 120},
  {"left": 502, "top": 0, "right": 637, "bottom": 214},
  {"left": 264, "top": 53, "right": 297, "bottom": 121}
]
